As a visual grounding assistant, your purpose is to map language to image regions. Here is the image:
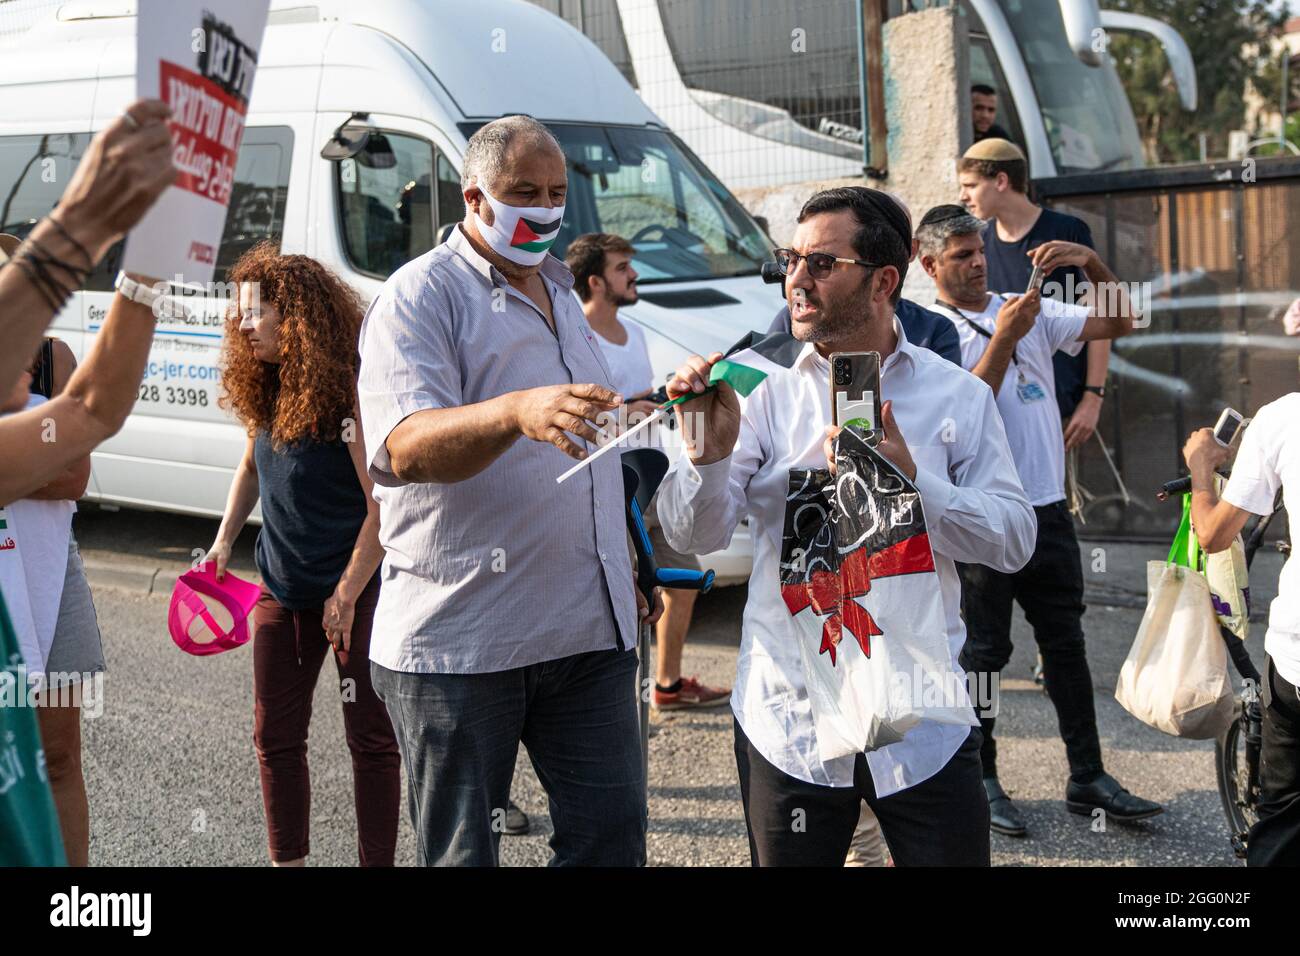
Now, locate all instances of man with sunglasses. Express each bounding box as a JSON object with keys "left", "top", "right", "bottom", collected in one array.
[
  {"left": 766, "top": 194, "right": 962, "bottom": 368},
  {"left": 655, "top": 186, "right": 1037, "bottom": 865}
]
